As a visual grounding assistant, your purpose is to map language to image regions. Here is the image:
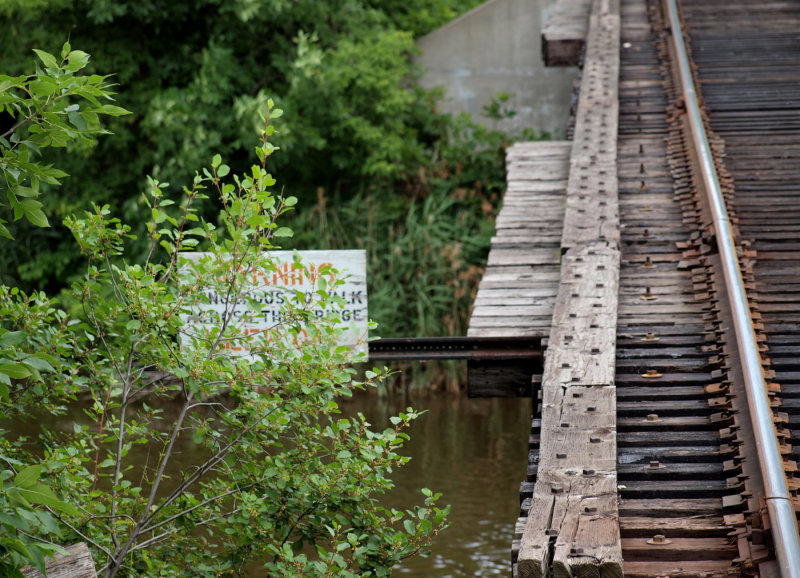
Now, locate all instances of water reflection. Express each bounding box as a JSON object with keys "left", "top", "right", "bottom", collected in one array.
[{"left": 338, "top": 393, "right": 532, "bottom": 577}]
